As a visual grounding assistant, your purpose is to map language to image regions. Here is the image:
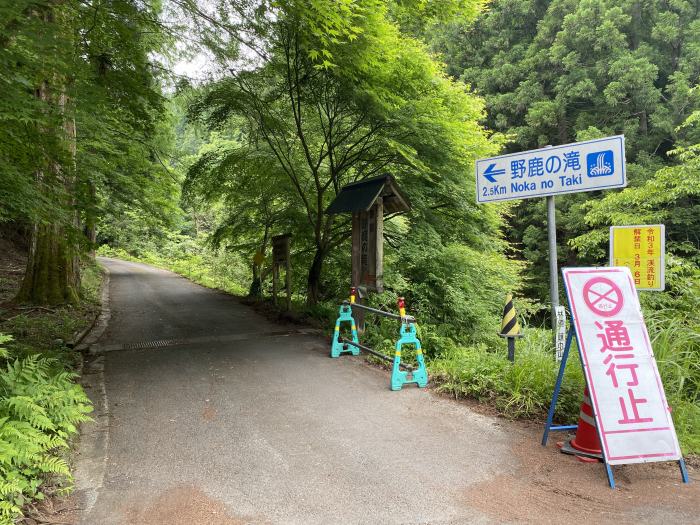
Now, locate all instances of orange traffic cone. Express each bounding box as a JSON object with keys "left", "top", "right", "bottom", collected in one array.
[{"left": 568, "top": 387, "right": 602, "bottom": 462}]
